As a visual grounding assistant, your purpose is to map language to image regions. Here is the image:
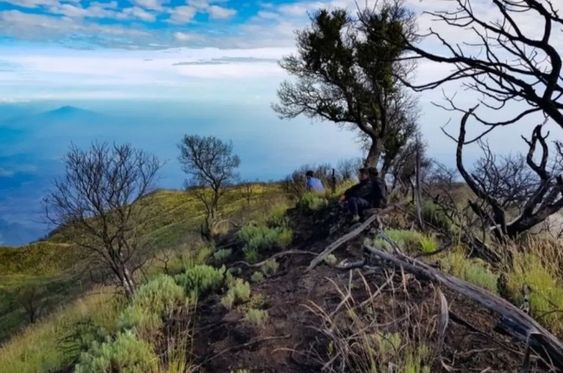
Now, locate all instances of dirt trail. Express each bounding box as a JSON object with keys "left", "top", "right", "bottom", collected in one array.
[{"left": 193, "top": 209, "right": 550, "bottom": 372}]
